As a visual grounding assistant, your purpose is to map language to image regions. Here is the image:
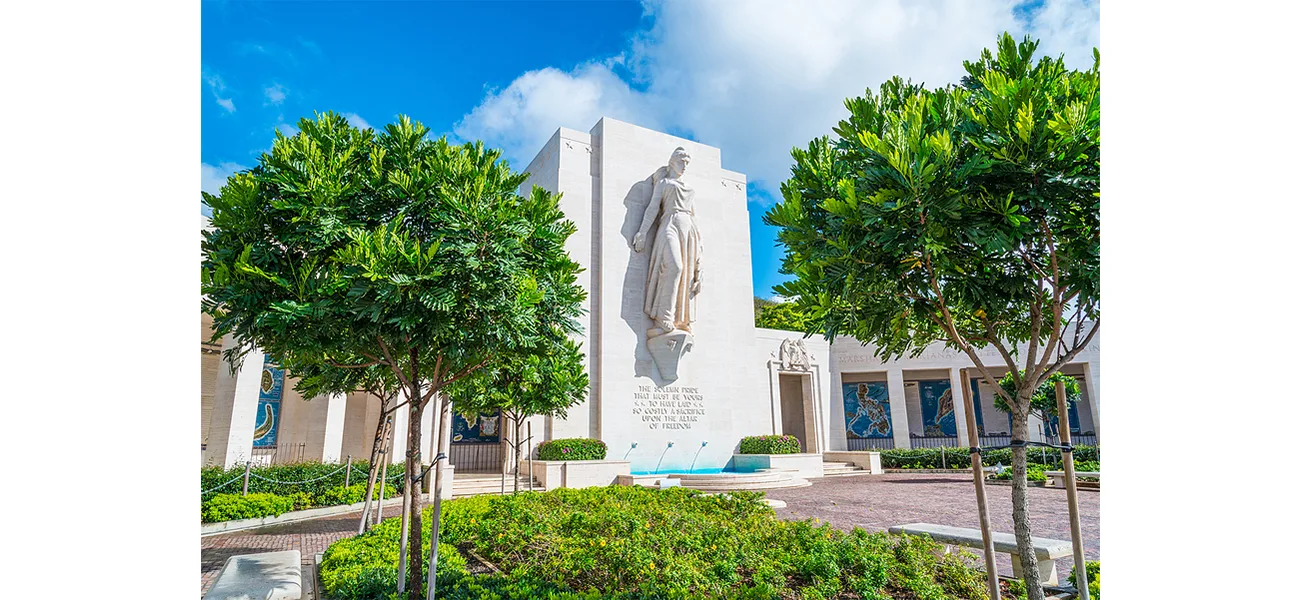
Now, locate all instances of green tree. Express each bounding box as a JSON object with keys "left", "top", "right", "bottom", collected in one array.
[
  {"left": 764, "top": 34, "right": 1098, "bottom": 600},
  {"left": 201, "top": 112, "right": 585, "bottom": 598},
  {"left": 992, "top": 371, "right": 1081, "bottom": 438},
  {"left": 754, "top": 299, "right": 812, "bottom": 332},
  {"left": 447, "top": 338, "right": 589, "bottom": 492}
]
